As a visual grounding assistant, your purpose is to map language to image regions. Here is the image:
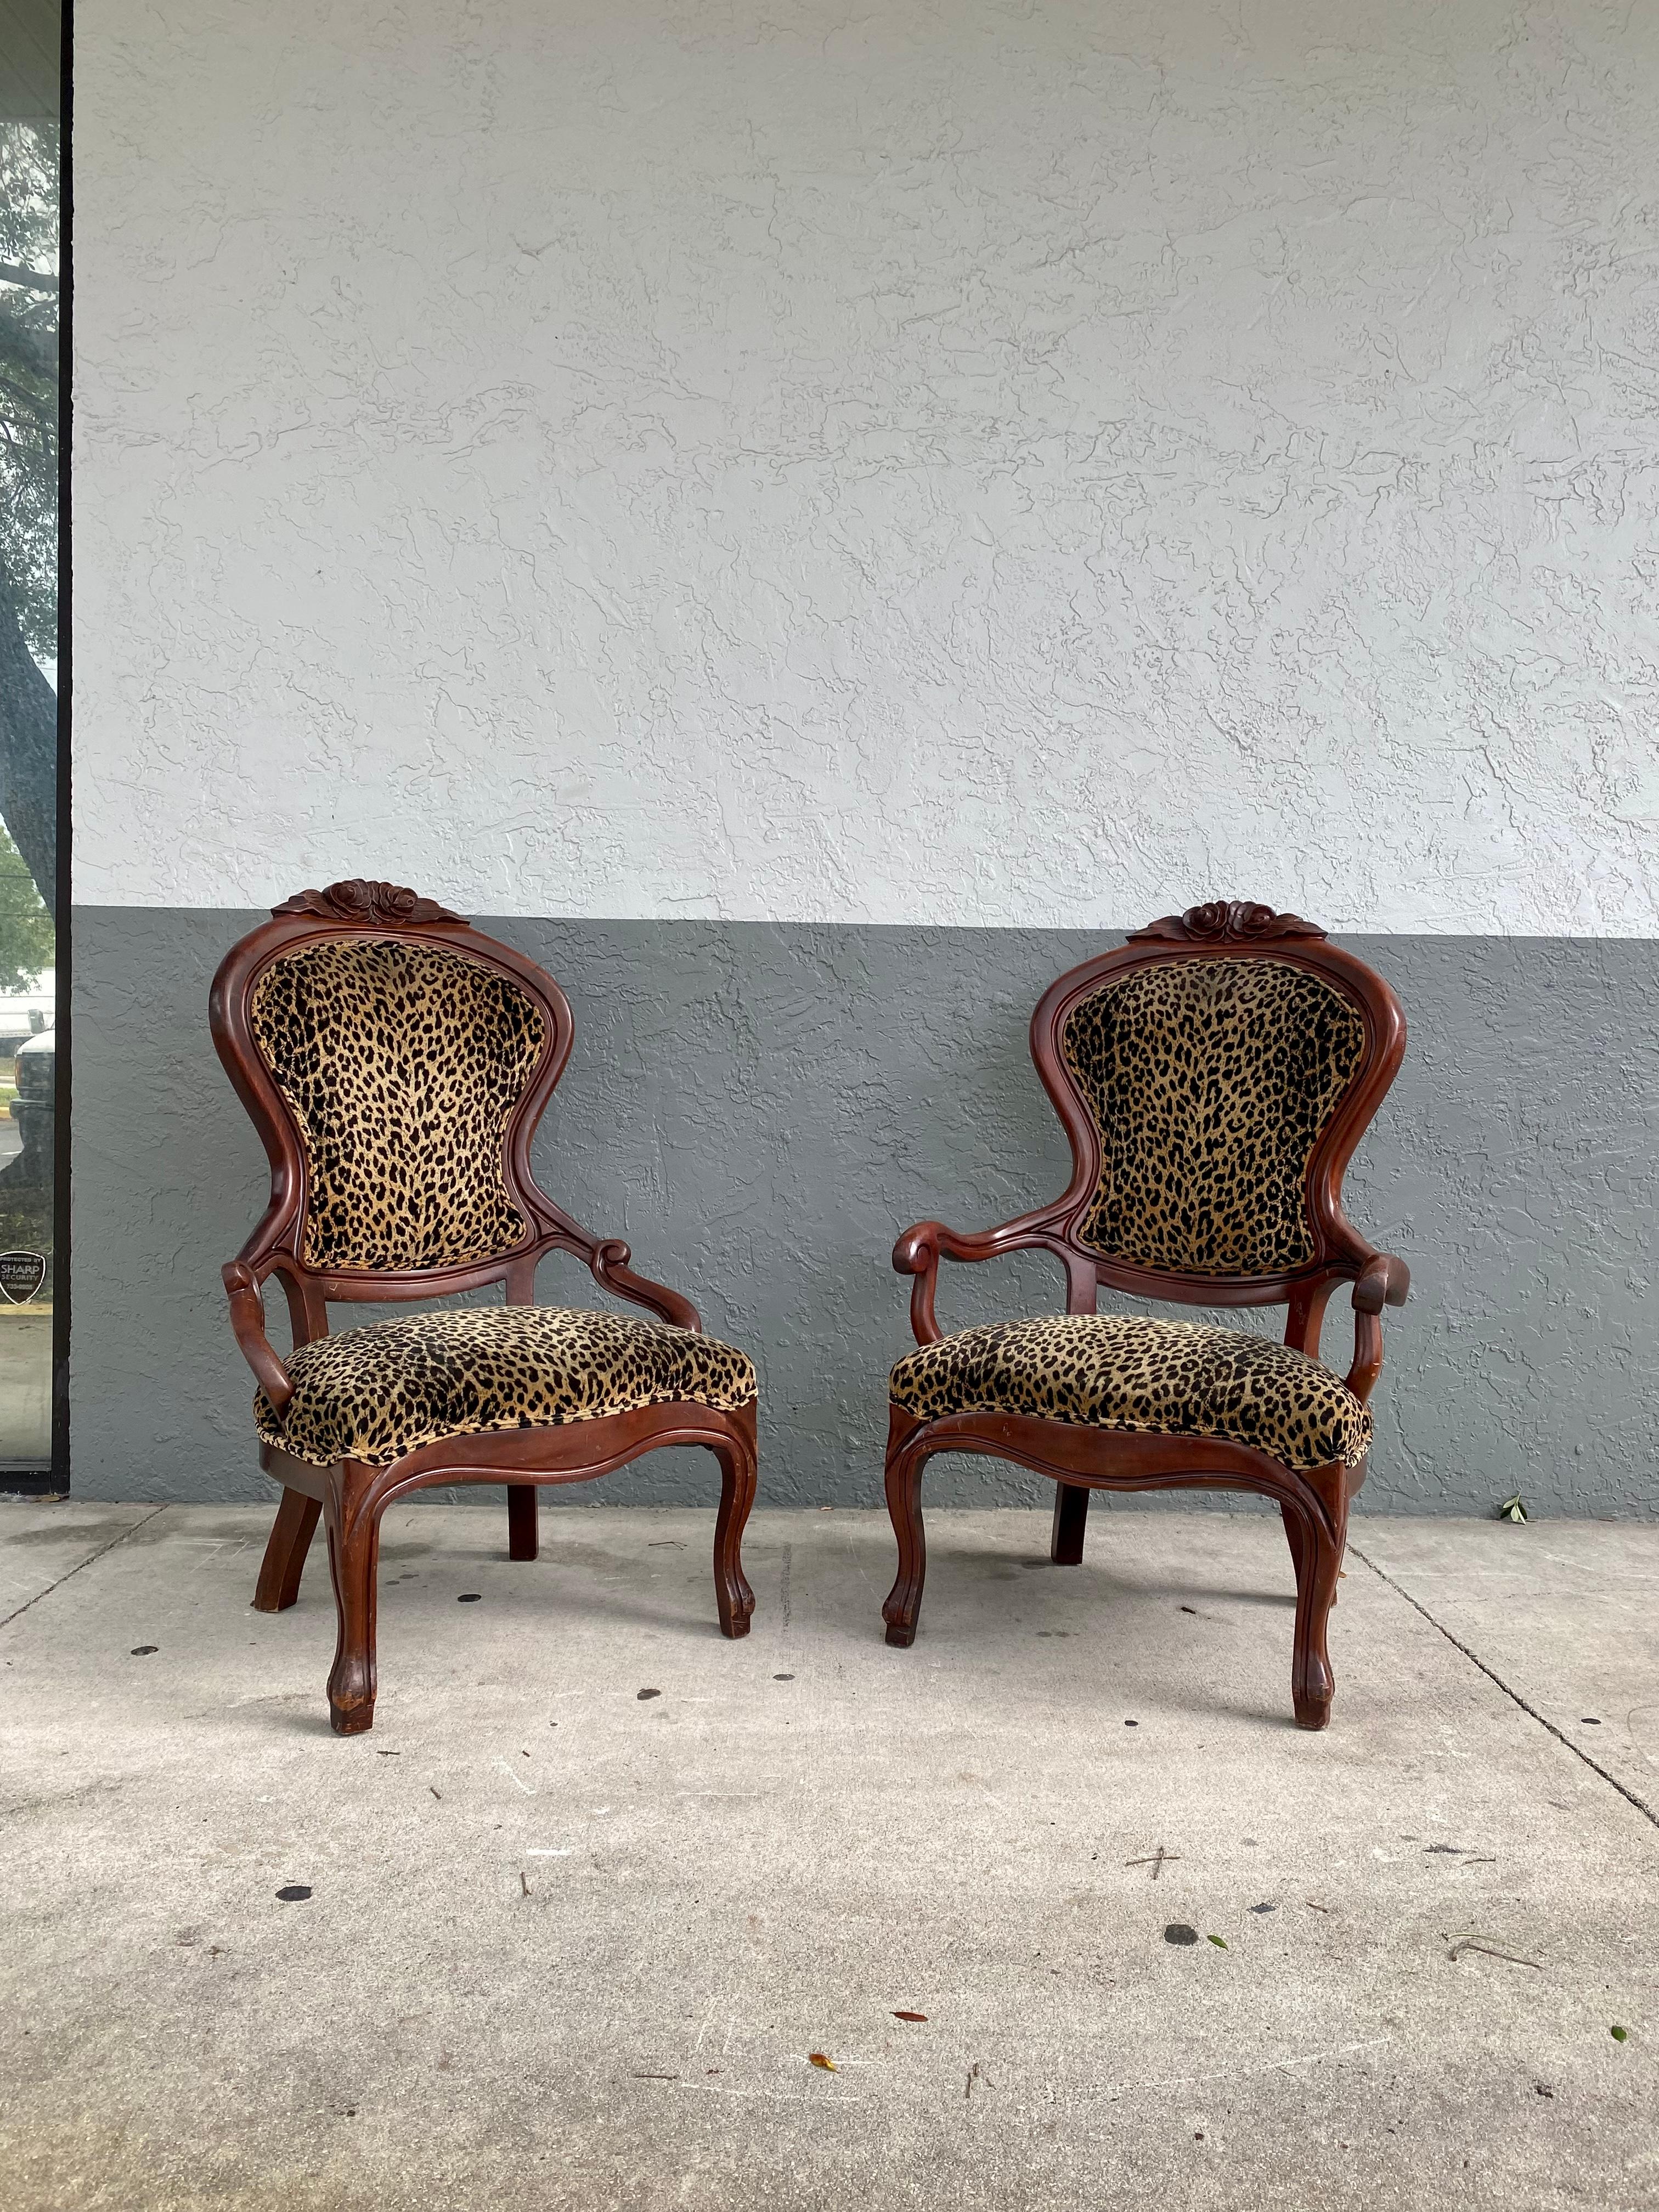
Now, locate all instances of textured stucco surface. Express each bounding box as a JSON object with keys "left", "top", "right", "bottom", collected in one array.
[
  {"left": 70, "top": 912, "right": 1658, "bottom": 1514},
  {"left": 73, "top": 0, "right": 1659, "bottom": 930}
]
